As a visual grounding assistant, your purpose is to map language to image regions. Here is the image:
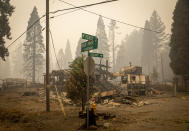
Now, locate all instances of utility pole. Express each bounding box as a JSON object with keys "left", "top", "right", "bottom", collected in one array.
[
  {"left": 32, "top": 26, "right": 36, "bottom": 84},
  {"left": 46, "top": 0, "right": 50, "bottom": 112}
]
